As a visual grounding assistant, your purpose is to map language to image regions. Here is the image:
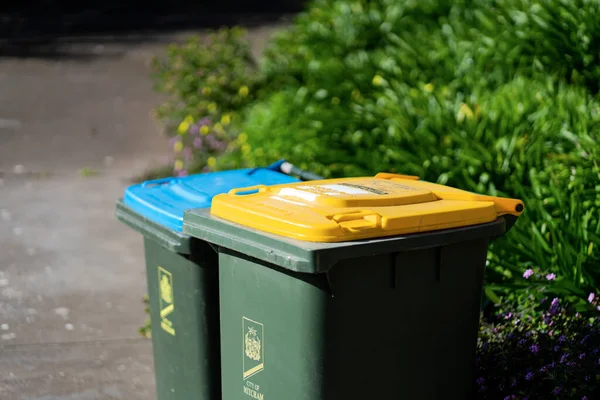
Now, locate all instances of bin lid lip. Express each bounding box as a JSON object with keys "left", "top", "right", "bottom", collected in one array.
[
  {"left": 183, "top": 207, "right": 506, "bottom": 273},
  {"left": 116, "top": 199, "right": 192, "bottom": 254},
  {"left": 122, "top": 167, "right": 299, "bottom": 232},
  {"left": 209, "top": 174, "right": 524, "bottom": 243}
]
